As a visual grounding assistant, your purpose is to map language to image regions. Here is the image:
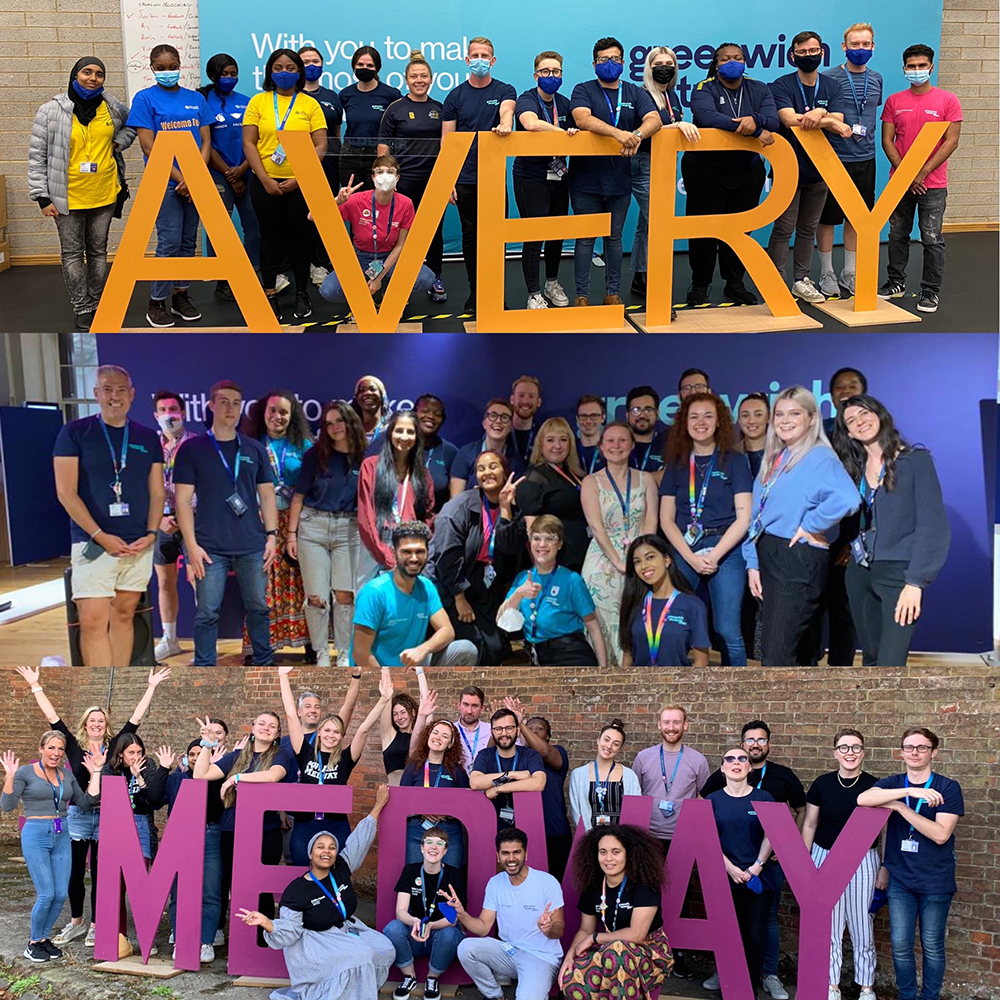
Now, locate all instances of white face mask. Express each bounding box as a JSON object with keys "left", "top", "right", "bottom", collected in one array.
[
  {"left": 157, "top": 414, "right": 182, "bottom": 433},
  {"left": 373, "top": 172, "right": 398, "bottom": 193}
]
